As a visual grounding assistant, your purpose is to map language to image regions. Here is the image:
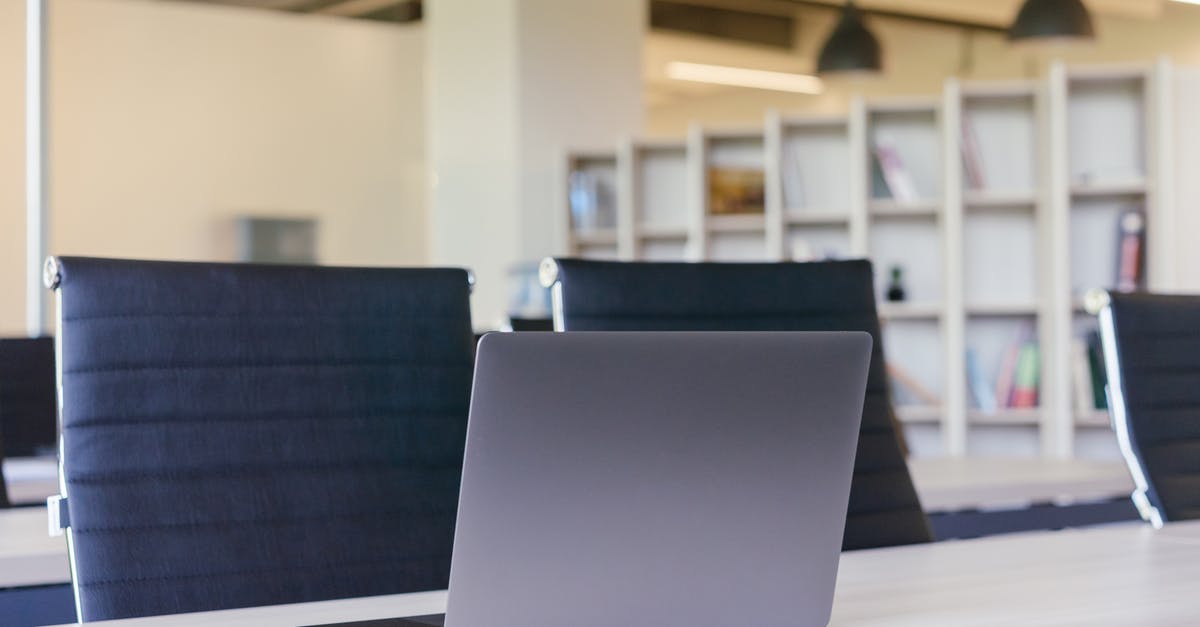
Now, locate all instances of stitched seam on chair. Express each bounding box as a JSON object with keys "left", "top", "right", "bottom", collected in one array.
[
  {"left": 67, "top": 461, "right": 464, "bottom": 484},
  {"left": 1127, "top": 400, "right": 1200, "bottom": 411},
  {"left": 78, "top": 555, "right": 446, "bottom": 588},
  {"left": 64, "top": 361, "right": 472, "bottom": 375},
  {"left": 72, "top": 510, "right": 457, "bottom": 533},
  {"left": 63, "top": 411, "right": 468, "bottom": 428},
  {"left": 1124, "top": 365, "right": 1200, "bottom": 375}
]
